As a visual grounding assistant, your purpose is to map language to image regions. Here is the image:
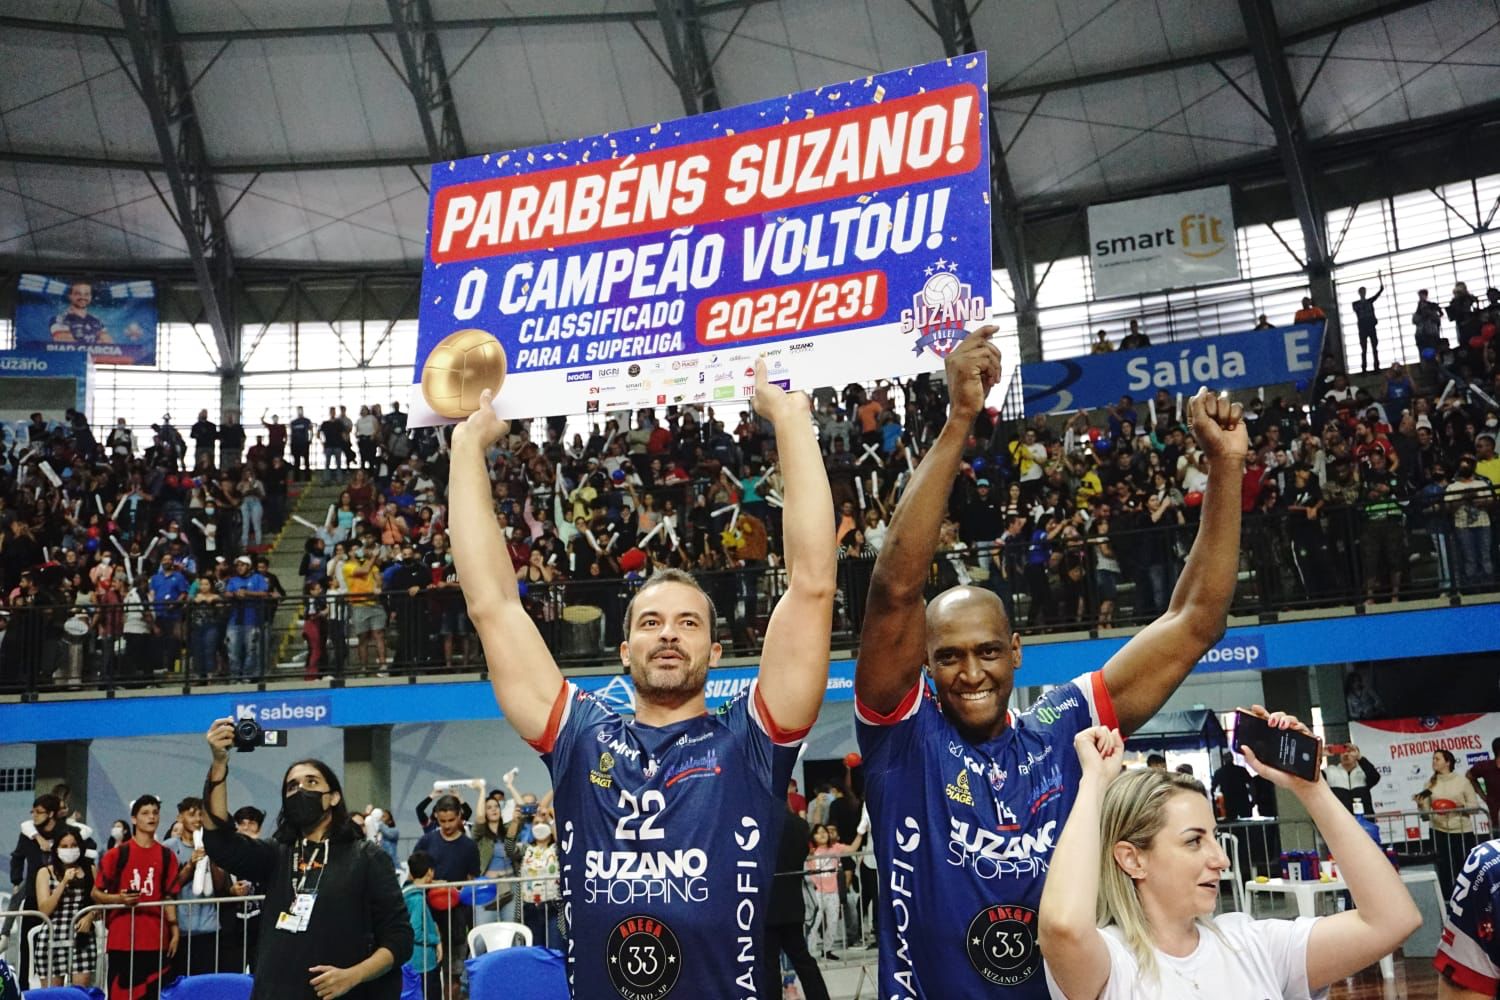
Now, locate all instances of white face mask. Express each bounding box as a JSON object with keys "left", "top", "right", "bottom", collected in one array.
[
  {"left": 112, "top": 826, "right": 127, "bottom": 840},
  {"left": 57, "top": 847, "right": 81, "bottom": 864}
]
